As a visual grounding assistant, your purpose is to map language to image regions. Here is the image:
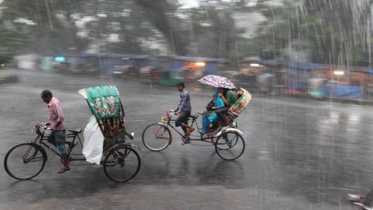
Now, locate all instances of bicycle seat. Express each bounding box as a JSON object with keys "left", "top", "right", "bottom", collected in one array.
[
  {"left": 189, "top": 115, "right": 198, "bottom": 120},
  {"left": 68, "top": 128, "right": 82, "bottom": 134}
]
